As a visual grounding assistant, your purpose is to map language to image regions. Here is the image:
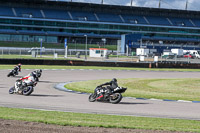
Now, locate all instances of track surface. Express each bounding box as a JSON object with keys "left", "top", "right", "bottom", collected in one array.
[{"left": 0, "top": 69, "right": 200, "bottom": 120}]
